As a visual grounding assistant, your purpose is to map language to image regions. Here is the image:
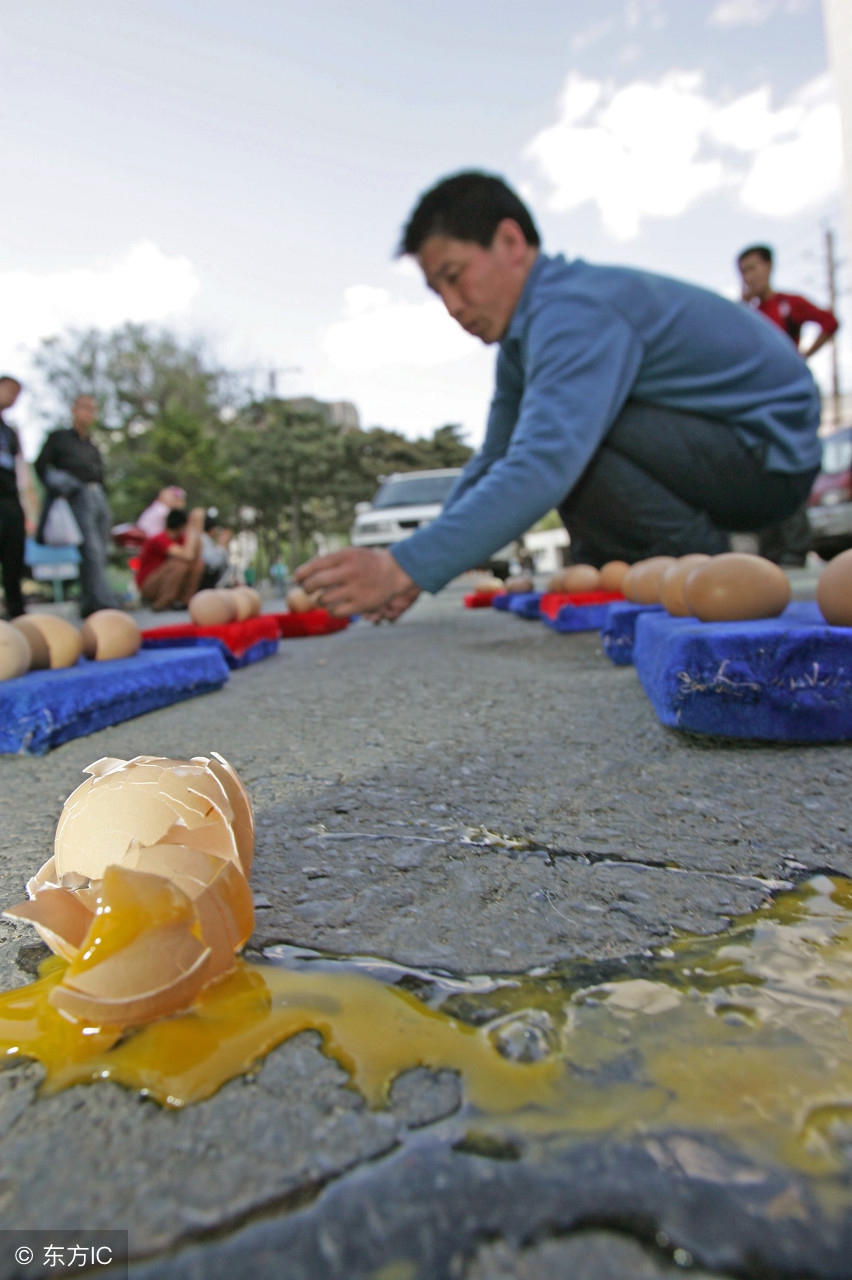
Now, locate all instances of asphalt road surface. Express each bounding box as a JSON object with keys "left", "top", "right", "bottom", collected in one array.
[{"left": 0, "top": 576, "right": 850, "bottom": 1280}]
